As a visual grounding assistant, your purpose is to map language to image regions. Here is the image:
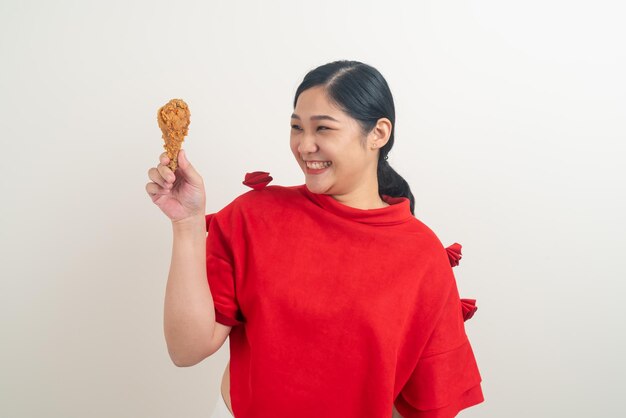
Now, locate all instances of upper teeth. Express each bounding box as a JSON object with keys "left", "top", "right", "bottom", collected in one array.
[{"left": 306, "top": 161, "right": 332, "bottom": 169}]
